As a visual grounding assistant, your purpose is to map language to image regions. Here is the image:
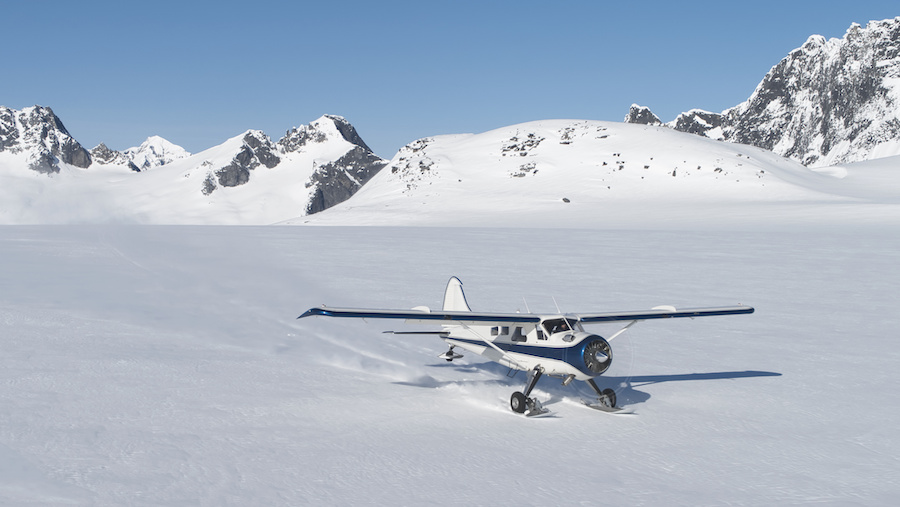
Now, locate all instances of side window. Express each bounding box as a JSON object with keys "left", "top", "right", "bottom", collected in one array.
[
  {"left": 491, "top": 327, "right": 499, "bottom": 336},
  {"left": 537, "top": 329, "right": 546, "bottom": 340},
  {"left": 511, "top": 327, "right": 527, "bottom": 342},
  {"left": 501, "top": 326, "right": 509, "bottom": 335}
]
